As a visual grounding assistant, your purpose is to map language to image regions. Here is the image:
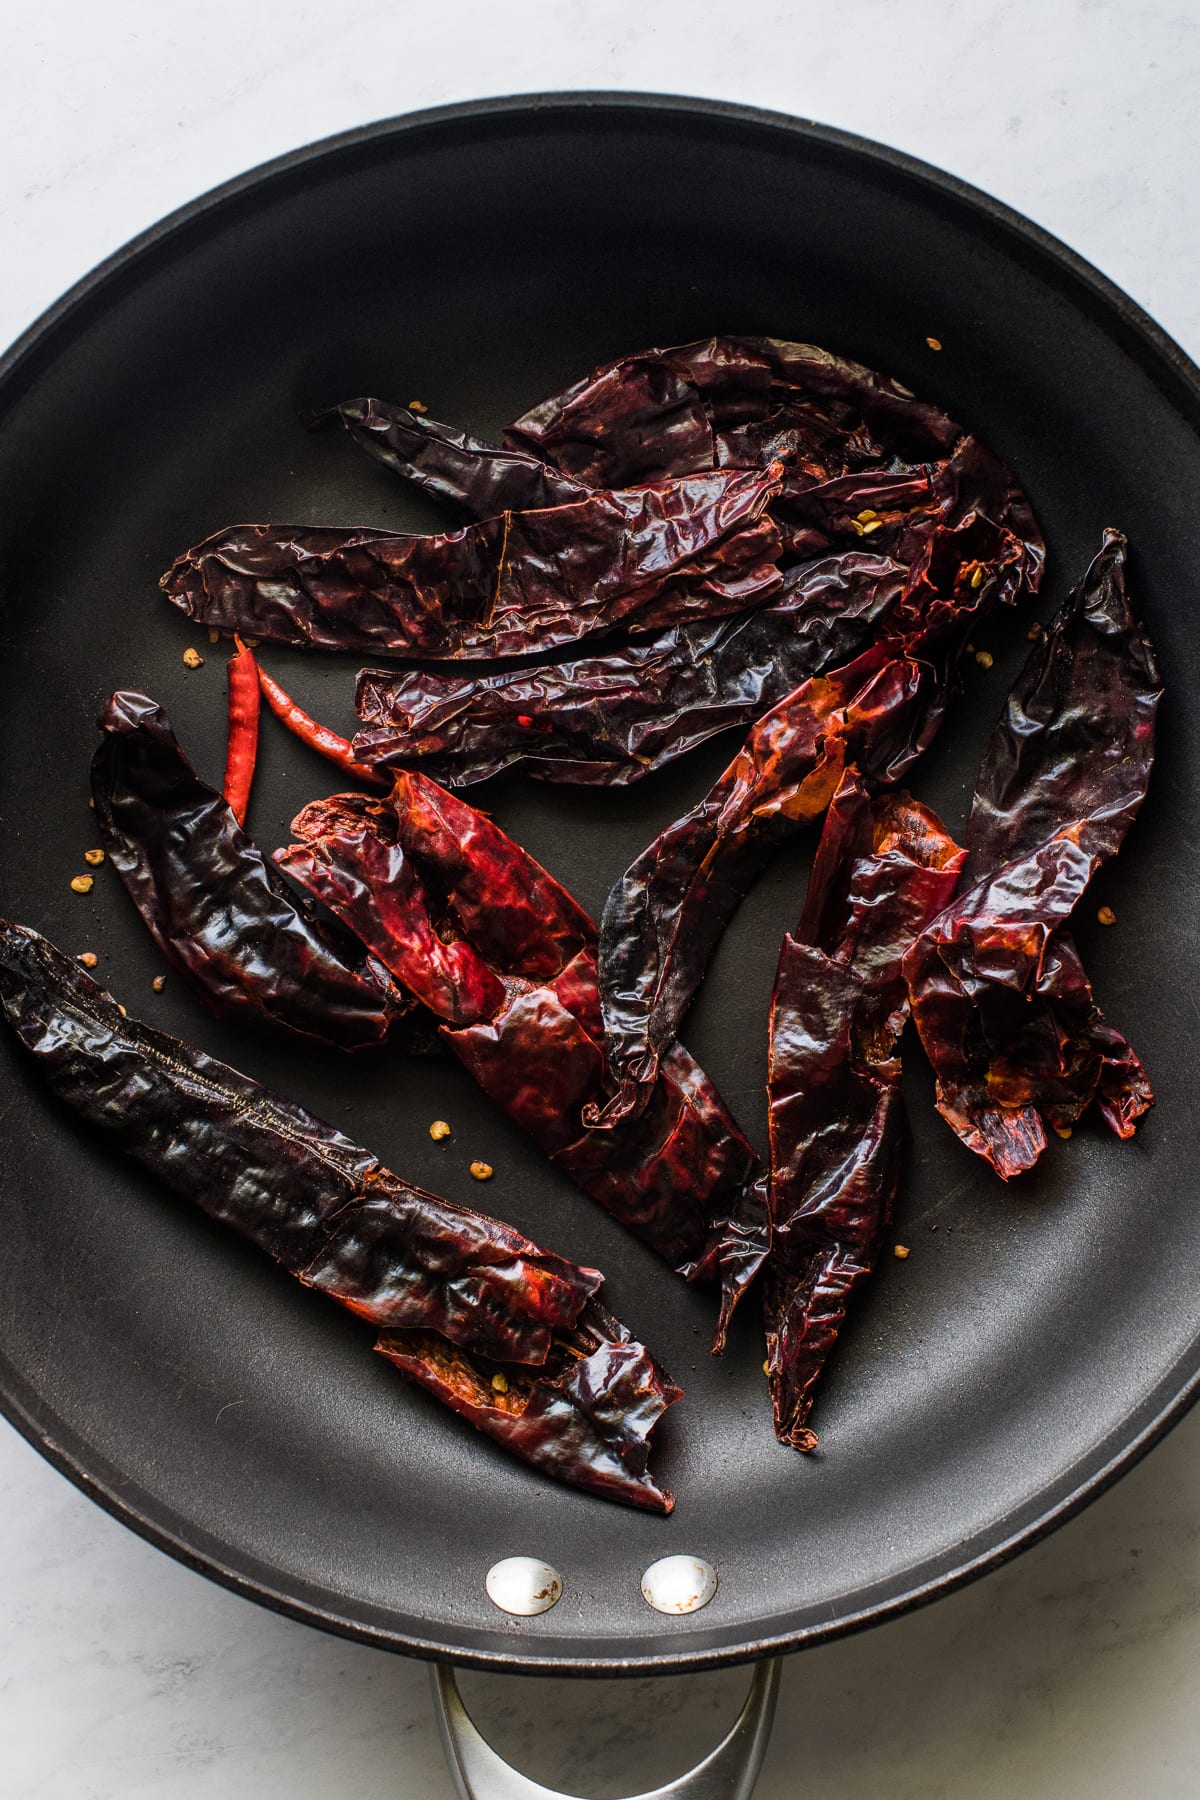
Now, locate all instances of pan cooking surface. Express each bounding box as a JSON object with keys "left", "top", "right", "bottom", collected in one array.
[{"left": 1, "top": 95, "right": 1198, "bottom": 1672}]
